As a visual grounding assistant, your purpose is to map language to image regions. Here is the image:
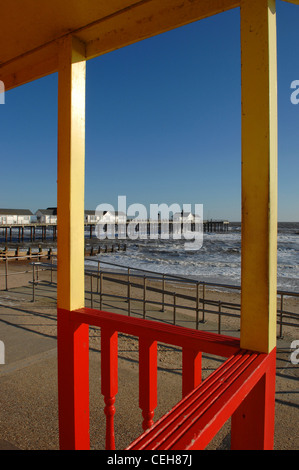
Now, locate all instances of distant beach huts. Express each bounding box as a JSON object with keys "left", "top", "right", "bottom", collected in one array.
[
  {"left": 85, "top": 210, "right": 126, "bottom": 224},
  {"left": 0, "top": 208, "right": 228, "bottom": 234},
  {"left": 36, "top": 208, "right": 102, "bottom": 224},
  {"left": 85, "top": 209, "right": 98, "bottom": 223},
  {"left": 0, "top": 208, "right": 34, "bottom": 225},
  {"left": 172, "top": 212, "right": 201, "bottom": 223},
  {"left": 0, "top": 208, "right": 128, "bottom": 225},
  {"left": 36, "top": 208, "right": 57, "bottom": 224}
]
